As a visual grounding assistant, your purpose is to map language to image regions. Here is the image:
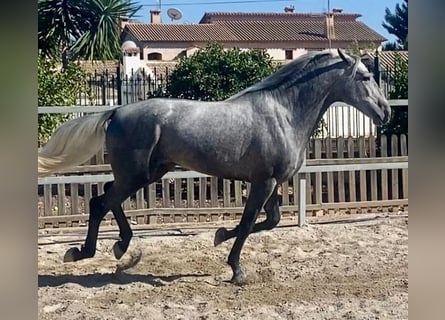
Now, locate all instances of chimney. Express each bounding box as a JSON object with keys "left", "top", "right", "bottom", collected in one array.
[
  {"left": 150, "top": 9, "right": 161, "bottom": 24},
  {"left": 325, "top": 13, "right": 336, "bottom": 41},
  {"left": 284, "top": 5, "right": 295, "bottom": 13},
  {"left": 119, "top": 16, "right": 130, "bottom": 31}
]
